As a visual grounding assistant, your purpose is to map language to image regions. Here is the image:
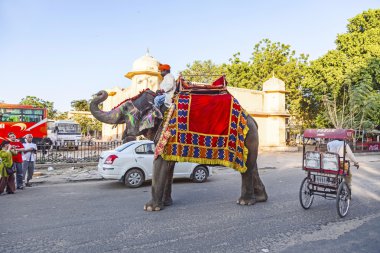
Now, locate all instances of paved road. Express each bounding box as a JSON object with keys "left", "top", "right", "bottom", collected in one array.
[{"left": 1, "top": 152, "right": 379, "bottom": 253}]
